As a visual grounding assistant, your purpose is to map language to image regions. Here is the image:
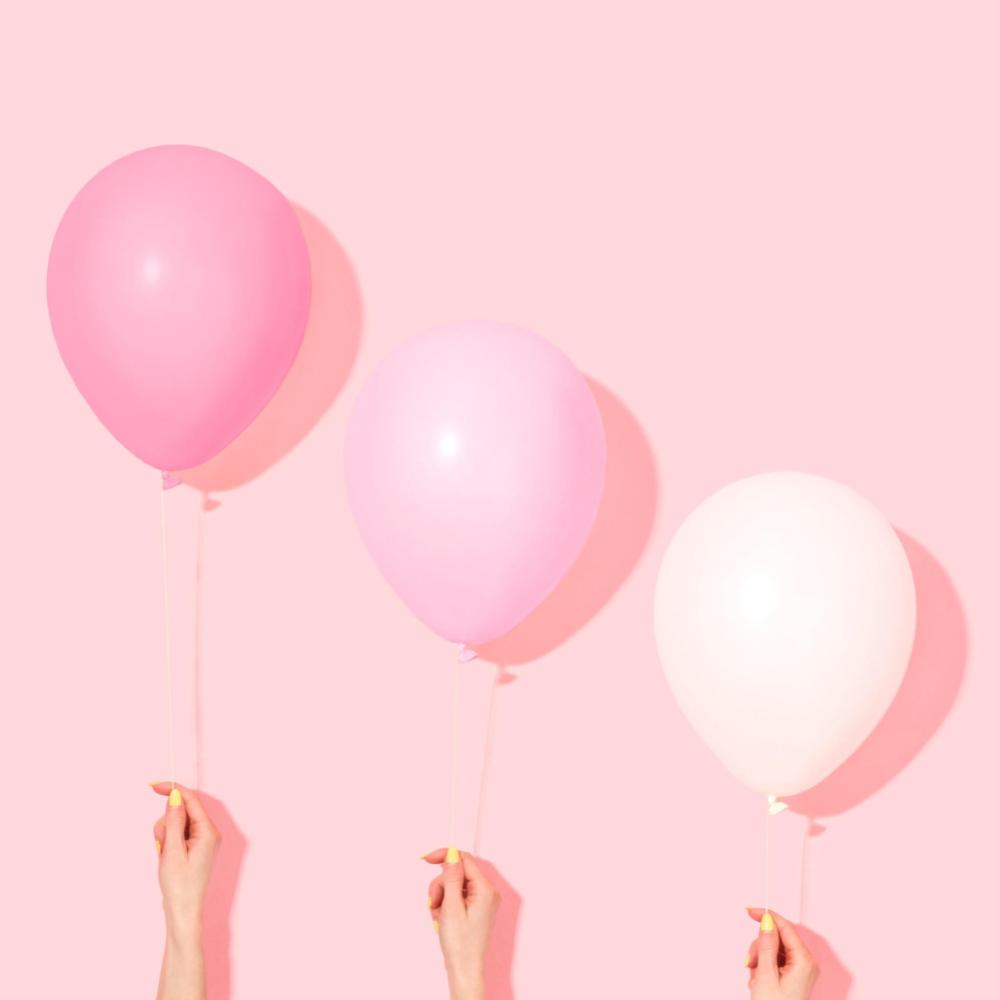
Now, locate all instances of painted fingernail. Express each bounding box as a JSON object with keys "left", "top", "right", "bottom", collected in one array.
[
  {"left": 445, "top": 846, "right": 460, "bottom": 864},
  {"left": 760, "top": 912, "right": 775, "bottom": 933},
  {"left": 743, "top": 954, "right": 750, "bottom": 966},
  {"left": 155, "top": 839, "right": 162, "bottom": 854},
  {"left": 432, "top": 920, "right": 440, "bottom": 934},
  {"left": 427, "top": 897, "right": 433, "bottom": 908},
  {"left": 168, "top": 788, "right": 182, "bottom": 808}
]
